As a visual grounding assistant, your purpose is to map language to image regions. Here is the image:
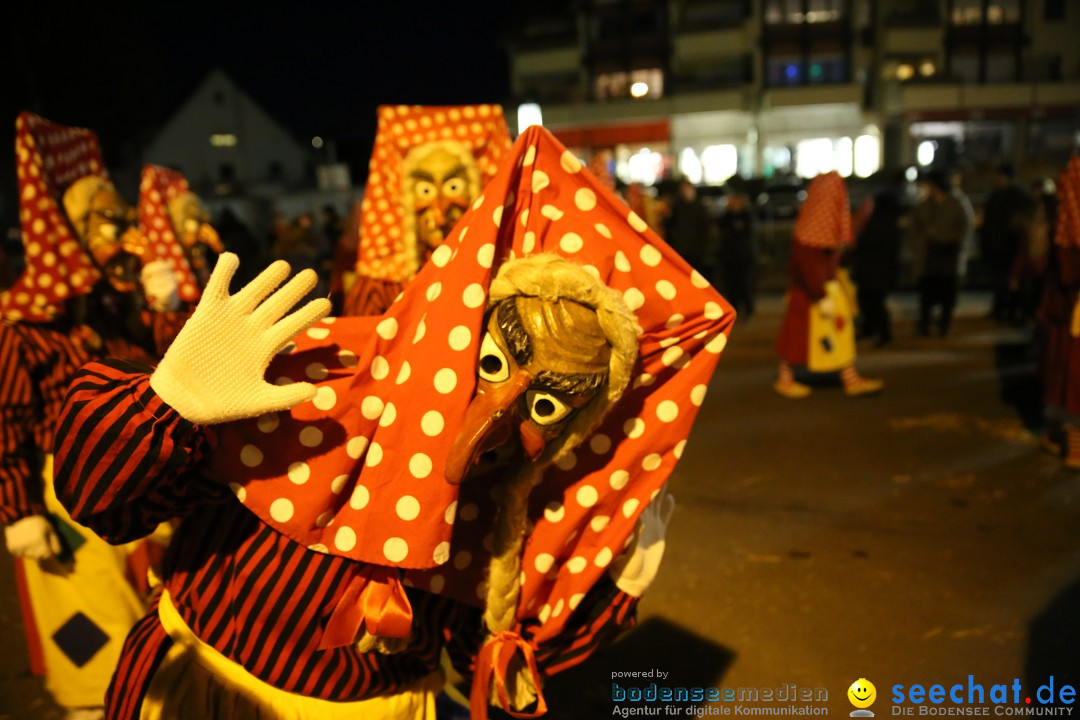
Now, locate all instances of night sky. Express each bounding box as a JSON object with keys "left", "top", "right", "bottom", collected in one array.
[{"left": 1, "top": 1, "right": 521, "bottom": 207}]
